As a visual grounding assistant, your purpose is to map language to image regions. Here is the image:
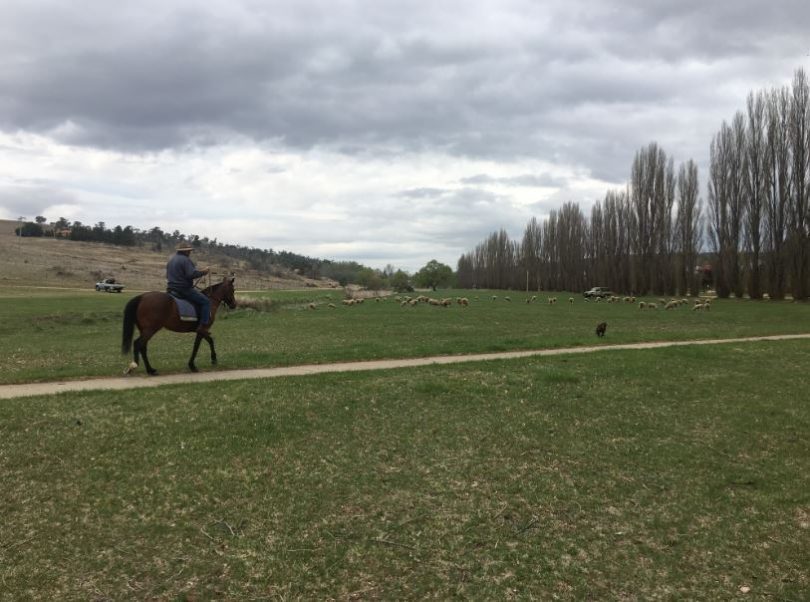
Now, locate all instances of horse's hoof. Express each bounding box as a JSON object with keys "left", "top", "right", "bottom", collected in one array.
[
  {"left": 147, "top": 369, "right": 158, "bottom": 376},
  {"left": 188, "top": 365, "right": 199, "bottom": 373}
]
